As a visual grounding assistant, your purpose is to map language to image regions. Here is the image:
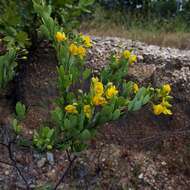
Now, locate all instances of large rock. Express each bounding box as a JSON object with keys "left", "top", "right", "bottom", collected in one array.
[{"left": 88, "top": 36, "right": 190, "bottom": 103}]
